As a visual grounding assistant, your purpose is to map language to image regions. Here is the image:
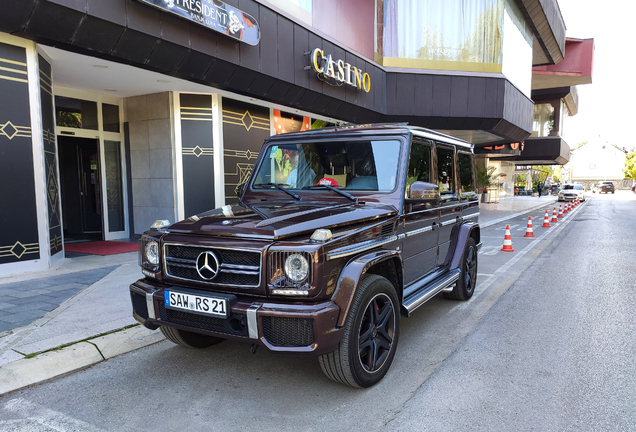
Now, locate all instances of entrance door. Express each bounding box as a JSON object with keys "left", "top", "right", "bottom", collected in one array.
[{"left": 59, "top": 136, "right": 103, "bottom": 242}]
